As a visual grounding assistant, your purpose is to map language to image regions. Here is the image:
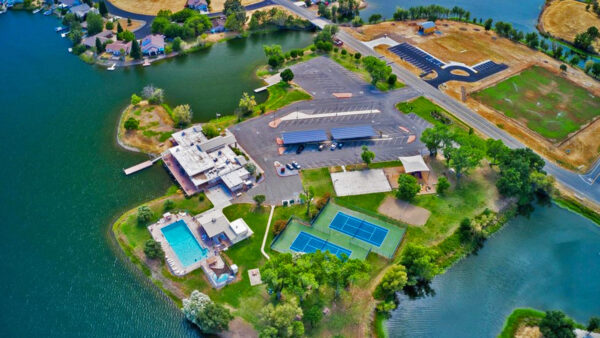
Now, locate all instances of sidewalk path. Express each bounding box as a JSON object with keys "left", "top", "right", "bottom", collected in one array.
[{"left": 261, "top": 205, "right": 275, "bottom": 260}]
